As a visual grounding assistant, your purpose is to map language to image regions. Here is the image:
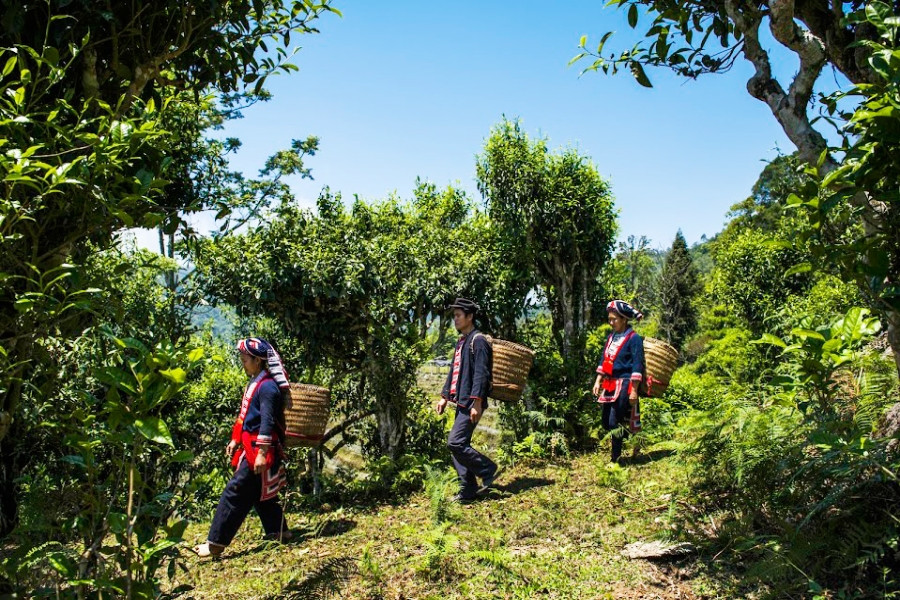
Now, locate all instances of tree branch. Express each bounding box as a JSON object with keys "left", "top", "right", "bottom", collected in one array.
[
  {"left": 725, "top": 0, "right": 833, "bottom": 169},
  {"left": 321, "top": 408, "right": 376, "bottom": 445}
]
